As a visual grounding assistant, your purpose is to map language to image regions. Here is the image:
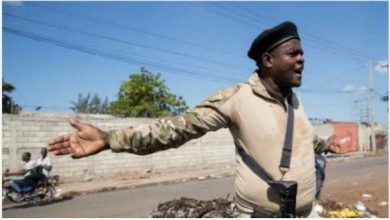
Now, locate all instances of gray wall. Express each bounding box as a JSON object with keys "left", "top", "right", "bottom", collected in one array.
[
  {"left": 2, "top": 112, "right": 235, "bottom": 182},
  {"left": 312, "top": 123, "right": 333, "bottom": 139}
]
